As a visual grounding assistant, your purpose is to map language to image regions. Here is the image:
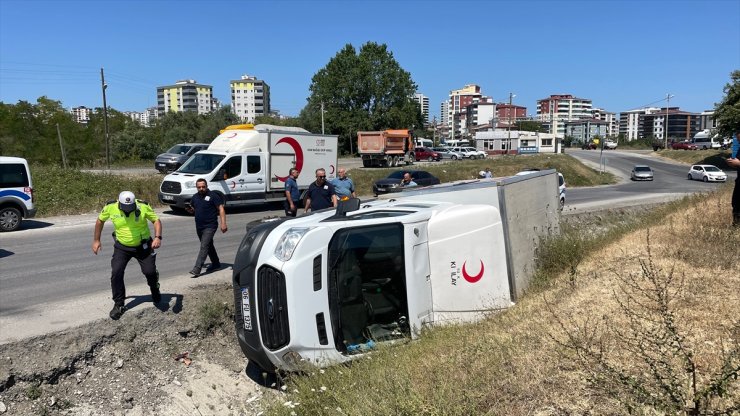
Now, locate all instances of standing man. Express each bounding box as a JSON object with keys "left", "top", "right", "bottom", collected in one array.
[
  {"left": 331, "top": 168, "right": 356, "bottom": 201},
  {"left": 305, "top": 168, "right": 337, "bottom": 212},
  {"left": 727, "top": 131, "right": 740, "bottom": 227},
  {"left": 284, "top": 168, "right": 300, "bottom": 217},
  {"left": 92, "top": 191, "right": 162, "bottom": 320},
  {"left": 186, "top": 178, "right": 227, "bottom": 276},
  {"left": 400, "top": 172, "right": 417, "bottom": 187}
]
